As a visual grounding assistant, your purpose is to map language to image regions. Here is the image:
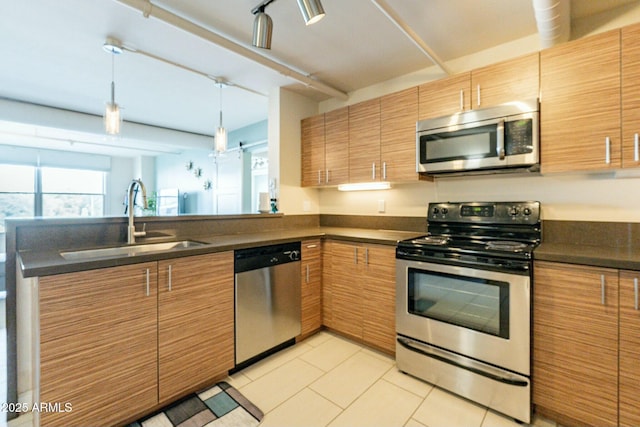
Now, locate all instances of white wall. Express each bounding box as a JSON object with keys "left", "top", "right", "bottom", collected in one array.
[
  {"left": 305, "top": 5, "right": 640, "bottom": 222},
  {"left": 107, "top": 157, "right": 134, "bottom": 216},
  {"left": 269, "top": 87, "right": 321, "bottom": 215}
]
